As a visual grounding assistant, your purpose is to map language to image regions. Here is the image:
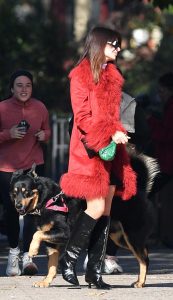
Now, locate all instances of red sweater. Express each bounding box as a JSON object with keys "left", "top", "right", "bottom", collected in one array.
[{"left": 0, "top": 96, "right": 51, "bottom": 172}]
